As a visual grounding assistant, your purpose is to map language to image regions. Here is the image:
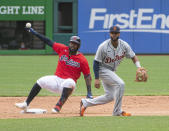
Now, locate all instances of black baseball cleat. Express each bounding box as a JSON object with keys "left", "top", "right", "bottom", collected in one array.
[{"left": 80, "top": 100, "right": 86, "bottom": 116}]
